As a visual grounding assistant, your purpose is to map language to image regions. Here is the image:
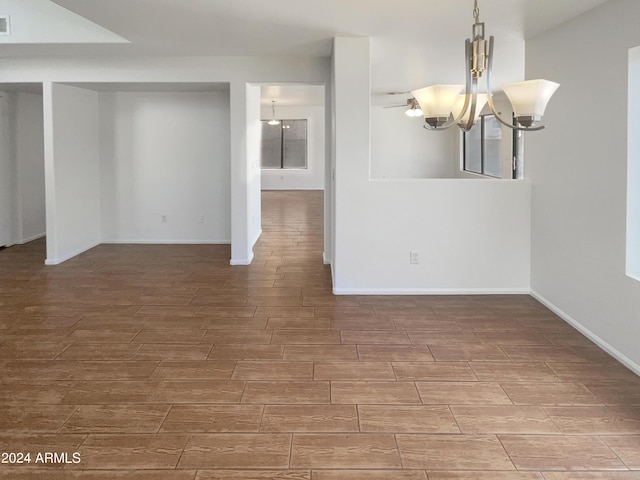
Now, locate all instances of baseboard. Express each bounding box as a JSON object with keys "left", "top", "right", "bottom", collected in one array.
[
  {"left": 45, "top": 241, "right": 100, "bottom": 265},
  {"left": 230, "top": 251, "right": 254, "bottom": 266},
  {"left": 101, "top": 239, "right": 231, "bottom": 244},
  {"left": 332, "top": 287, "right": 531, "bottom": 295},
  {"left": 531, "top": 289, "right": 640, "bottom": 377},
  {"left": 229, "top": 229, "right": 262, "bottom": 266},
  {"left": 261, "top": 188, "right": 325, "bottom": 191},
  {"left": 20, "top": 232, "right": 46, "bottom": 244}
]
